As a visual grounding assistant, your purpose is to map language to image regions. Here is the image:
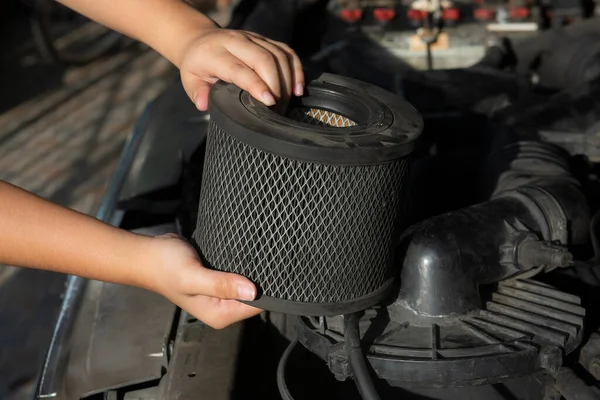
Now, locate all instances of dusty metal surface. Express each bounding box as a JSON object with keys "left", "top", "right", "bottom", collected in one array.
[
  {"left": 157, "top": 313, "right": 244, "bottom": 400},
  {"left": 50, "top": 224, "right": 178, "bottom": 400},
  {"left": 365, "top": 24, "right": 489, "bottom": 70},
  {"left": 0, "top": 14, "right": 176, "bottom": 400}
]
